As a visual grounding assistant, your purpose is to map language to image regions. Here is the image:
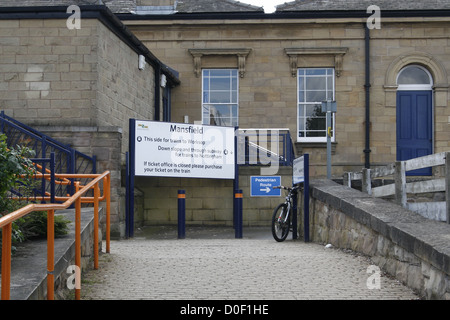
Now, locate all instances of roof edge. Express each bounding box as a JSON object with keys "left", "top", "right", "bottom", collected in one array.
[{"left": 117, "top": 9, "right": 450, "bottom": 21}]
